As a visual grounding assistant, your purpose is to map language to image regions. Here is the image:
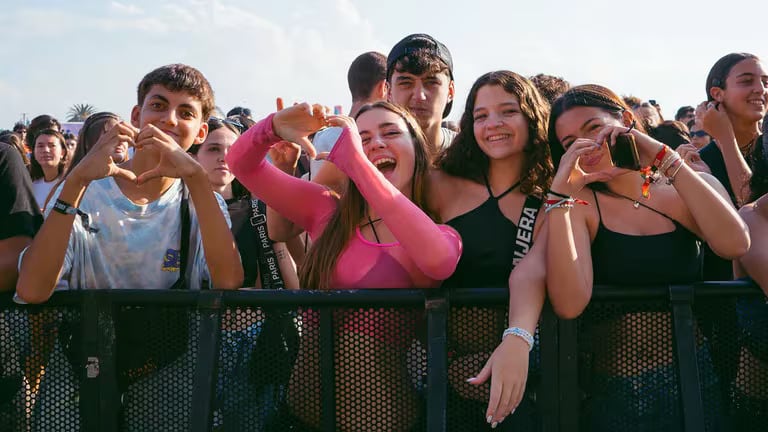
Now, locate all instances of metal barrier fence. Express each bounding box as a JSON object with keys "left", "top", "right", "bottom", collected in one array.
[{"left": 0, "top": 282, "right": 765, "bottom": 431}]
